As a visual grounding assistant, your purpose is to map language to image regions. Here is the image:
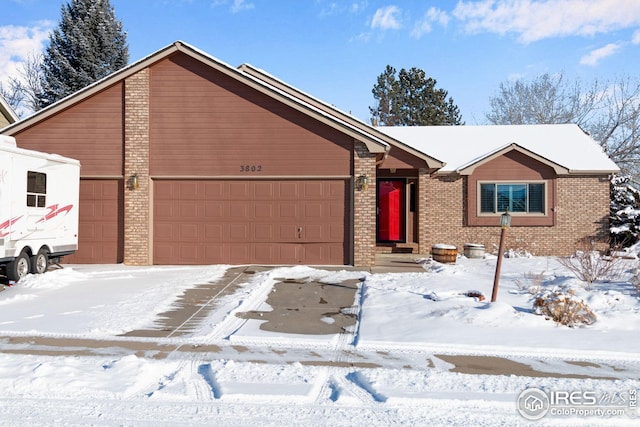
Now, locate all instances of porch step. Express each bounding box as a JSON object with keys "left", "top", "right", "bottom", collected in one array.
[{"left": 376, "top": 242, "right": 419, "bottom": 254}]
